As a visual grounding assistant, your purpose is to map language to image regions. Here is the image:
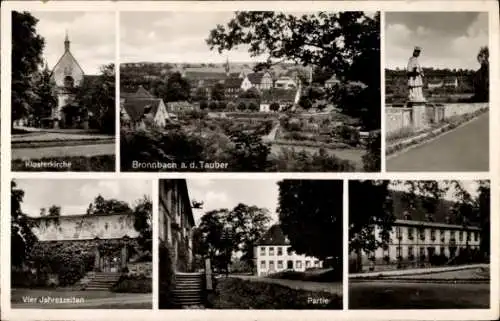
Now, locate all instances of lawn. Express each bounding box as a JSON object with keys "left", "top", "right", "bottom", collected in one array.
[
  {"left": 349, "top": 281, "right": 489, "bottom": 309},
  {"left": 208, "top": 277, "right": 342, "bottom": 309},
  {"left": 12, "top": 155, "right": 115, "bottom": 172}
]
